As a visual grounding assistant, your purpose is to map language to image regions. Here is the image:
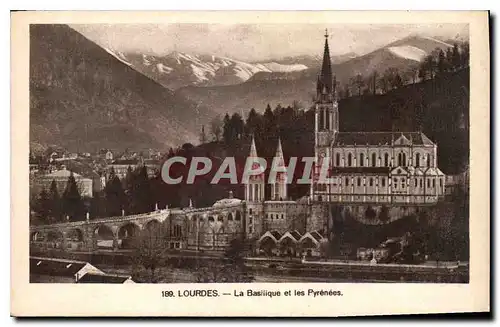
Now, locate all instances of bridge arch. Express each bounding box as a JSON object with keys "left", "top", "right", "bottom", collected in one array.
[
  {"left": 66, "top": 228, "right": 84, "bottom": 242},
  {"left": 144, "top": 219, "right": 161, "bottom": 232},
  {"left": 118, "top": 223, "right": 141, "bottom": 249},
  {"left": 94, "top": 224, "right": 115, "bottom": 249},
  {"left": 31, "top": 231, "right": 45, "bottom": 242},
  {"left": 46, "top": 230, "right": 64, "bottom": 249}
]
